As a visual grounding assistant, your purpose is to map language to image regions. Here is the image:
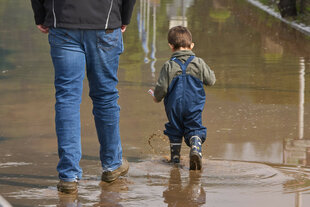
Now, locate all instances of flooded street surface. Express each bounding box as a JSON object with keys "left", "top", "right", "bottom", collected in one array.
[{"left": 1, "top": 0, "right": 310, "bottom": 206}]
